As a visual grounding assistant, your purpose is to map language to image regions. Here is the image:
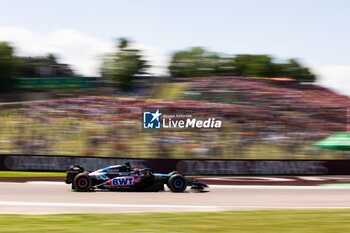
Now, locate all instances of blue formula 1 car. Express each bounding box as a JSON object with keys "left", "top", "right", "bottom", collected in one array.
[{"left": 65, "top": 162, "right": 208, "bottom": 192}]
